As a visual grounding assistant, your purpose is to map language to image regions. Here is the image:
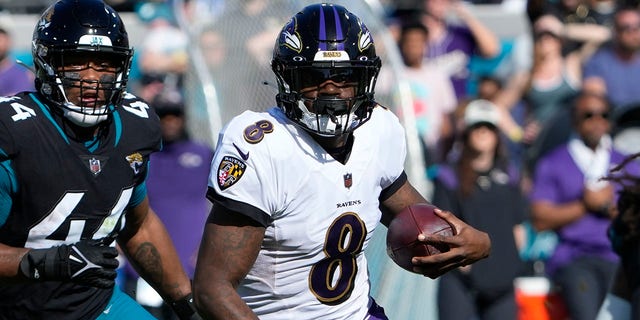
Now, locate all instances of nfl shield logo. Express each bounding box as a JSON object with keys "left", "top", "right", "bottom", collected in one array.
[
  {"left": 89, "top": 158, "right": 101, "bottom": 175},
  {"left": 343, "top": 173, "right": 352, "bottom": 189}
]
